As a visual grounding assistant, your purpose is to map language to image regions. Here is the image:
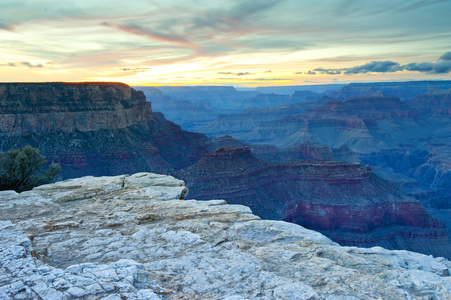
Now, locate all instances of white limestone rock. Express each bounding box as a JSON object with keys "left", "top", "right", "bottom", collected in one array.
[{"left": 1, "top": 173, "right": 451, "bottom": 299}]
